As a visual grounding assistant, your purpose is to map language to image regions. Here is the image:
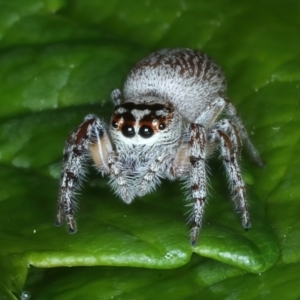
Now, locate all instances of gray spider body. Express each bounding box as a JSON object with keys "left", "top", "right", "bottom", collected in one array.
[
  {"left": 56, "top": 48, "right": 263, "bottom": 245},
  {"left": 124, "top": 48, "right": 226, "bottom": 123}
]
